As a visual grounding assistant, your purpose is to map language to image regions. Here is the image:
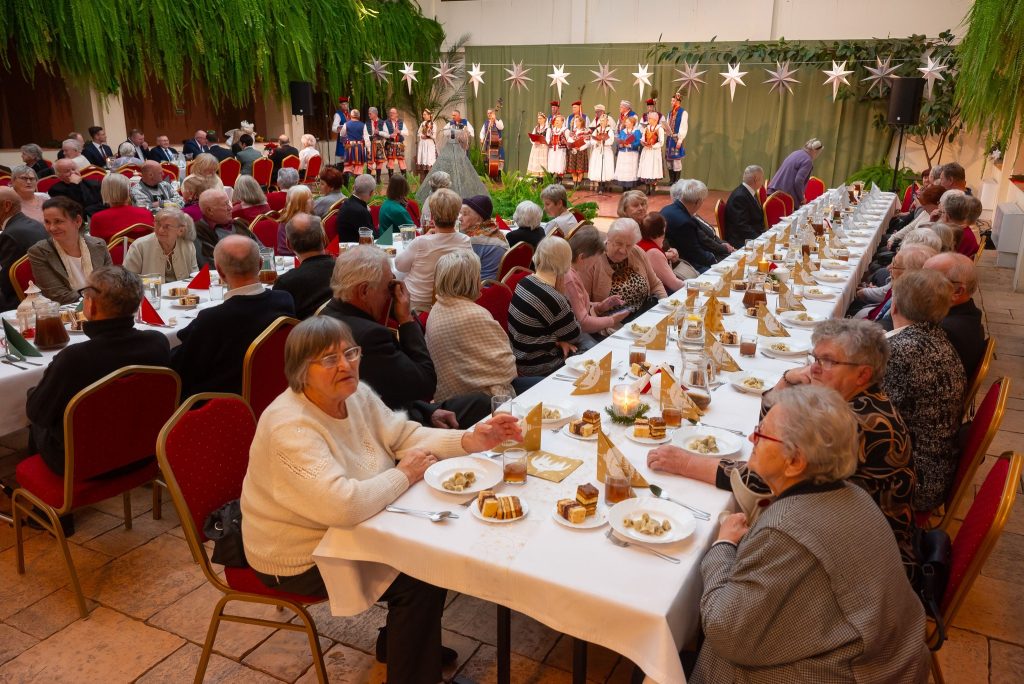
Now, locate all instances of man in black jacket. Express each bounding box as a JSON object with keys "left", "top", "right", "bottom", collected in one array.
[
  {"left": 321, "top": 246, "right": 489, "bottom": 428},
  {"left": 172, "top": 236, "right": 295, "bottom": 398},
  {"left": 336, "top": 174, "right": 376, "bottom": 243},
  {"left": 0, "top": 188, "right": 48, "bottom": 310},
  {"left": 82, "top": 126, "right": 114, "bottom": 168},
  {"left": 273, "top": 213, "right": 334, "bottom": 318},
  {"left": 146, "top": 135, "right": 179, "bottom": 163},
  {"left": 925, "top": 252, "right": 986, "bottom": 379},
  {"left": 661, "top": 179, "right": 719, "bottom": 273},
  {"left": 723, "top": 164, "right": 767, "bottom": 249},
  {"left": 47, "top": 159, "right": 104, "bottom": 217},
  {"left": 193, "top": 189, "right": 261, "bottom": 268},
  {"left": 269, "top": 134, "right": 300, "bottom": 185}
]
